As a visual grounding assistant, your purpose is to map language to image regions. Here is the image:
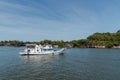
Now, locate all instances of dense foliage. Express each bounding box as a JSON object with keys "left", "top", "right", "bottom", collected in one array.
[
  {"left": 0, "top": 30, "right": 120, "bottom": 48},
  {"left": 87, "top": 30, "right": 120, "bottom": 48}
]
